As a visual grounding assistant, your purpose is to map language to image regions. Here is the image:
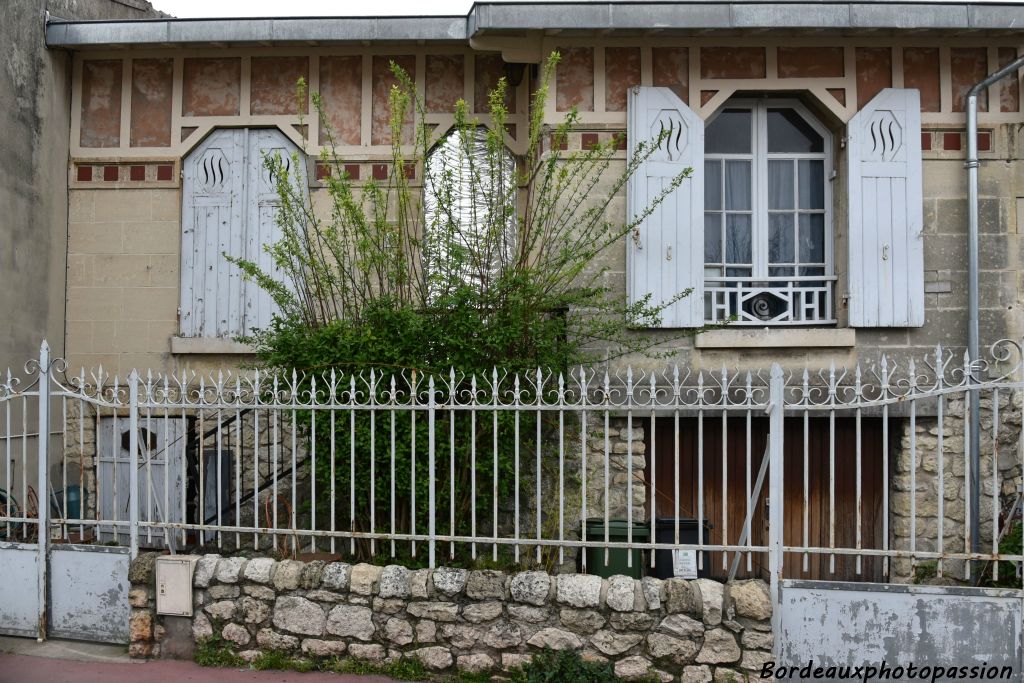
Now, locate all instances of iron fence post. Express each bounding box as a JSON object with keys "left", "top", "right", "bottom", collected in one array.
[
  {"left": 427, "top": 375, "right": 436, "bottom": 569},
  {"left": 767, "top": 362, "right": 785, "bottom": 659},
  {"left": 36, "top": 340, "right": 50, "bottom": 642},
  {"left": 128, "top": 369, "right": 139, "bottom": 560}
]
